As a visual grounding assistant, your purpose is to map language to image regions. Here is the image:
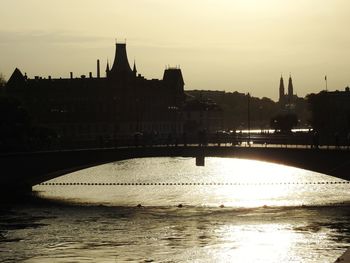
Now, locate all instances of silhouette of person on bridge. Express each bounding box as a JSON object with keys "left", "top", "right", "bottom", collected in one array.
[
  {"left": 182, "top": 132, "right": 187, "bottom": 146},
  {"left": 312, "top": 131, "right": 319, "bottom": 149},
  {"left": 166, "top": 133, "right": 172, "bottom": 146},
  {"left": 335, "top": 132, "right": 340, "bottom": 148}
]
